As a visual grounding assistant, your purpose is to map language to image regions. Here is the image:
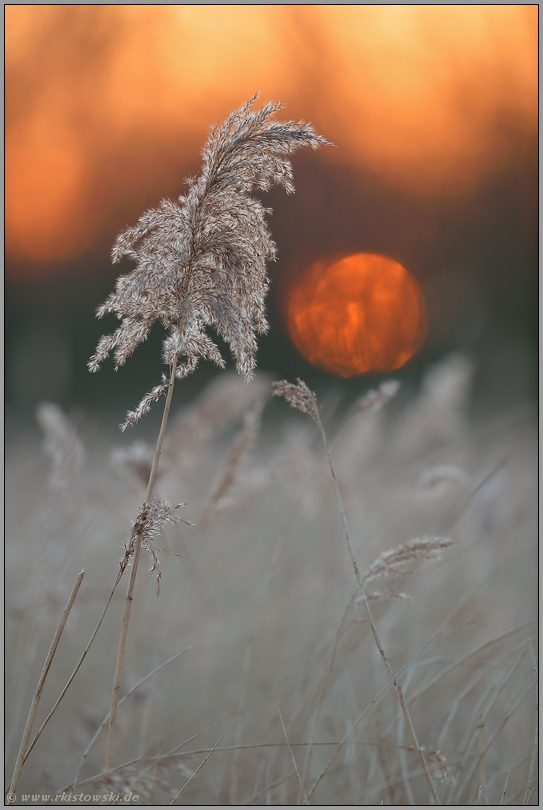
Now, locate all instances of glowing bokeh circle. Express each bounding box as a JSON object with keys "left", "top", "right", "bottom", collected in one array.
[{"left": 288, "top": 253, "right": 427, "bottom": 377}]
